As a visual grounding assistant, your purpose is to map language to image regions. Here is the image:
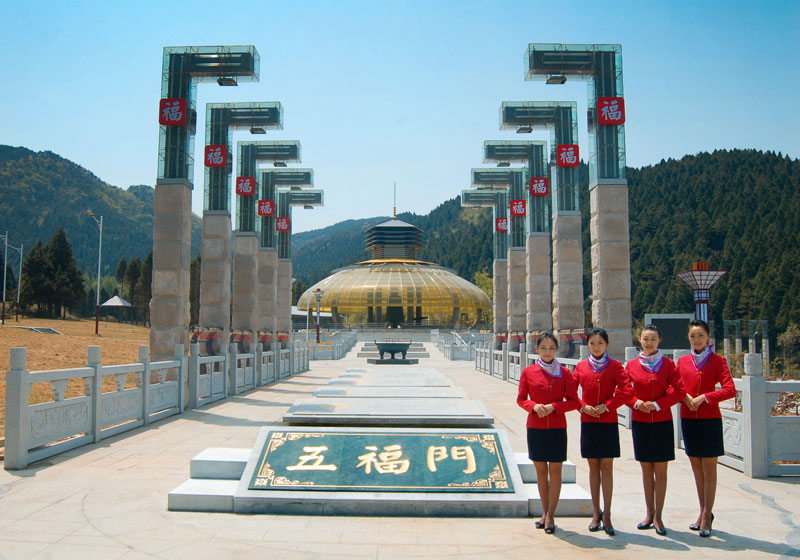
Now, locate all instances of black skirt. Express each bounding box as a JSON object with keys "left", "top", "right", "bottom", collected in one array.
[
  {"left": 527, "top": 427, "right": 567, "bottom": 463},
  {"left": 681, "top": 417, "right": 725, "bottom": 458},
  {"left": 581, "top": 422, "right": 621, "bottom": 459},
  {"left": 631, "top": 419, "right": 675, "bottom": 463}
]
